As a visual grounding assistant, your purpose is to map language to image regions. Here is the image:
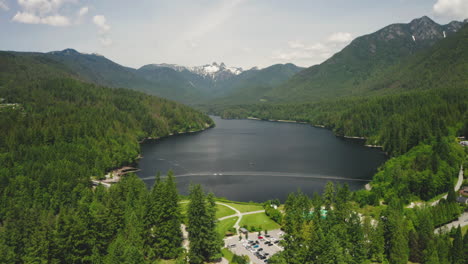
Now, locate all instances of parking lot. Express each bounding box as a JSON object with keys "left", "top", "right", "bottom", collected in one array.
[{"left": 224, "top": 229, "right": 284, "bottom": 264}]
